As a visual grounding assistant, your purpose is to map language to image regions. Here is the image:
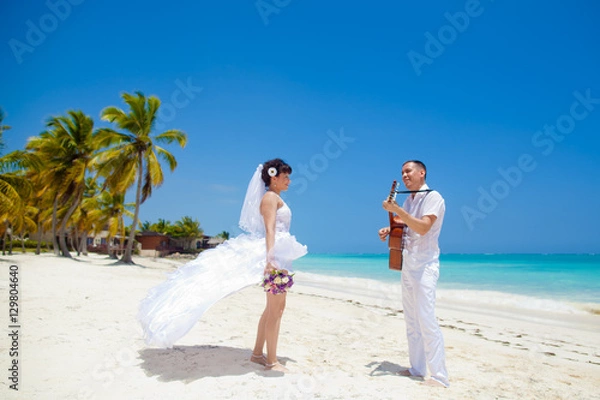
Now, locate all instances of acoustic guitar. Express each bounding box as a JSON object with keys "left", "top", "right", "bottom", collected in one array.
[{"left": 387, "top": 180, "right": 406, "bottom": 271}]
